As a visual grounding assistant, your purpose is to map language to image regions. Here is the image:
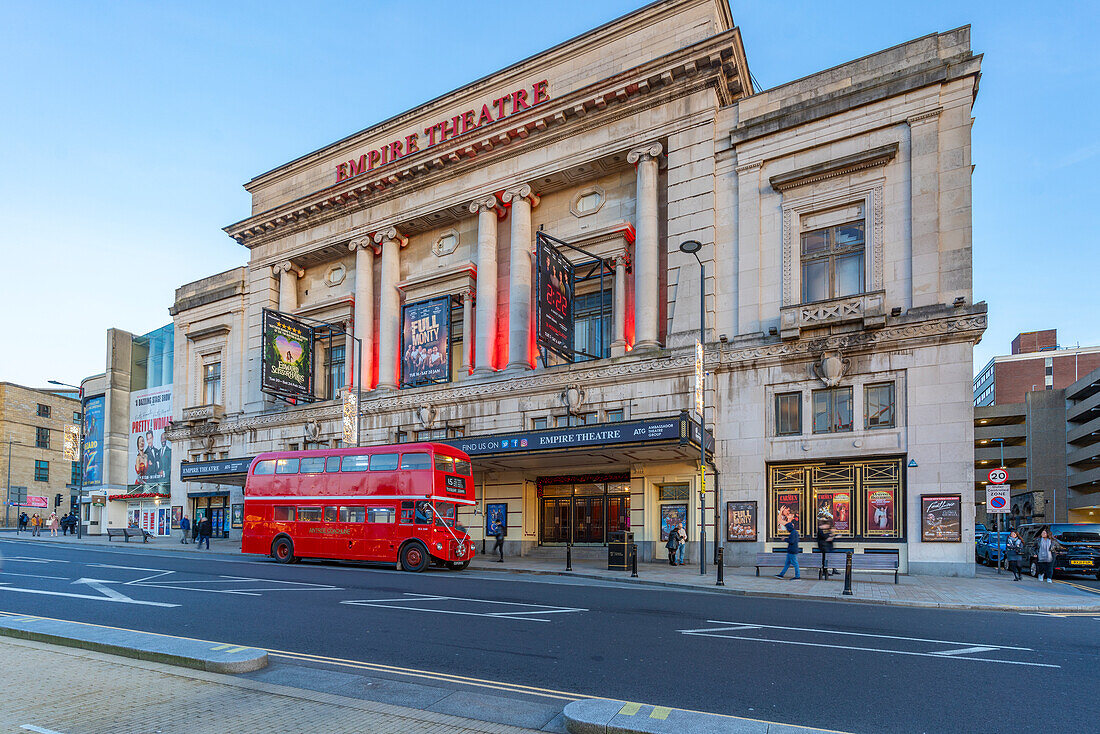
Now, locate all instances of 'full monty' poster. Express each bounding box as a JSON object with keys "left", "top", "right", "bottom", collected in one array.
[{"left": 402, "top": 297, "right": 451, "bottom": 386}]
